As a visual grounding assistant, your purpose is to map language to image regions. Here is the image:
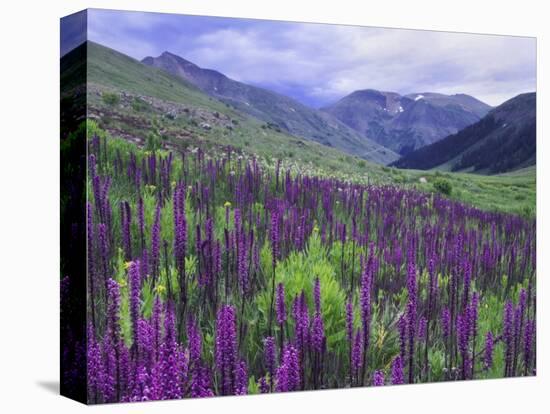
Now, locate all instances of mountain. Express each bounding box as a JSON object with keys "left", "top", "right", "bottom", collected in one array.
[
  {"left": 142, "top": 52, "right": 398, "bottom": 164},
  {"left": 321, "top": 89, "right": 491, "bottom": 154},
  {"left": 63, "top": 42, "right": 397, "bottom": 181},
  {"left": 392, "top": 92, "right": 536, "bottom": 174}
]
